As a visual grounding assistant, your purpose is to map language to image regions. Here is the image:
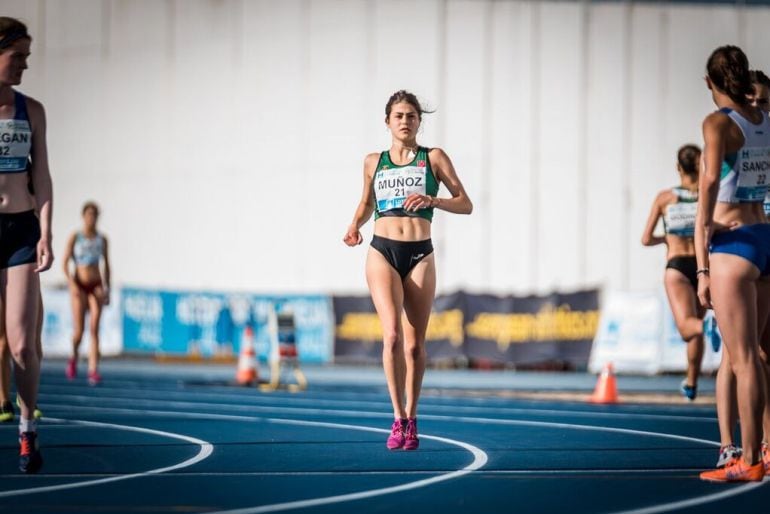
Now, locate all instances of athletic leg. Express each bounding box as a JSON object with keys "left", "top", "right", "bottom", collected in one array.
[
  {"left": 366, "top": 247, "right": 406, "bottom": 420},
  {"left": 3, "top": 265, "right": 41, "bottom": 422},
  {"left": 402, "top": 254, "right": 436, "bottom": 419},
  {"left": 664, "top": 269, "right": 704, "bottom": 392},
  {"left": 68, "top": 283, "right": 86, "bottom": 378},
  {"left": 87, "top": 290, "right": 103, "bottom": 379},
  {"left": 710, "top": 253, "right": 764, "bottom": 465},
  {"left": 755, "top": 278, "right": 770, "bottom": 448}
]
